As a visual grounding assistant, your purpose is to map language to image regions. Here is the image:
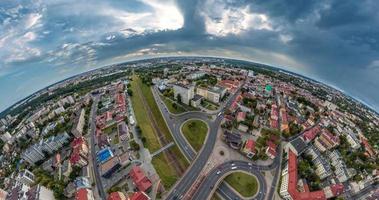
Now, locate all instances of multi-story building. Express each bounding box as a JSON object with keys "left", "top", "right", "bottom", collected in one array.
[
  {"left": 345, "top": 129, "right": 361, "bottom": 149},
  {"left": 173, "top": 83, "right": 194, "bottom": 105},
  {"left": 196, "top": 85, "right": 226, "bottom": 103},
  {"left": 22, "top": 143, "right": 45, "bottom": 165},
  {"left": 16, "top": 169, "right": 35, "bottom": 186},
  {"left": 328, "top": 150, "right": 355, "bottom": 182},
  {"left": 26, "top": 184, "right": 55, "bottom": 200},
  {"left": 314, "top": 130, "right": 339, "bottom": 152},
  {"left": 22, "top": 132, "right": 70, "bottom": 165},
  {"left": 71, "top": 109, "right": 86, "bottom": 137}
]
